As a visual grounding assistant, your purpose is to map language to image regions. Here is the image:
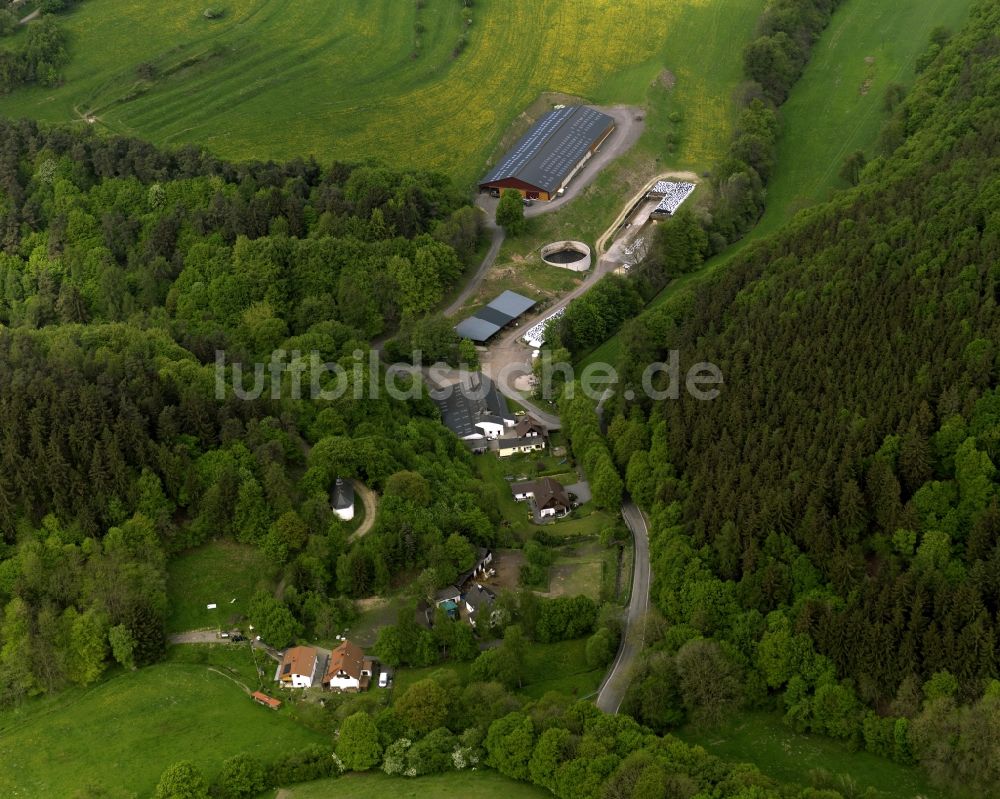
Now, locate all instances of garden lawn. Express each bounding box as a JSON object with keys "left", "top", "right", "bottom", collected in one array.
[
  {"left": 392, "top": 638, "right": 602, "bottom": 703},
  {"left": 0, "top": 661, "right": 324, "bottom": 798},
  {"left": 166, "top": 539, "right": 277, "bottom": 633}
]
